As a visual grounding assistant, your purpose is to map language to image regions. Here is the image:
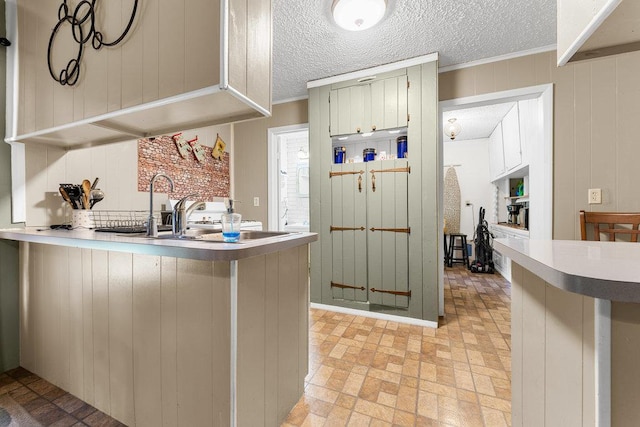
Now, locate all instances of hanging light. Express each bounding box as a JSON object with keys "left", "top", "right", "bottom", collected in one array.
[
  {"left": 332, "top": 0, "right": 387, "bottom": 31},
  {"left": 444, "top": 118, "right": 462, "bottom": 140}
]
